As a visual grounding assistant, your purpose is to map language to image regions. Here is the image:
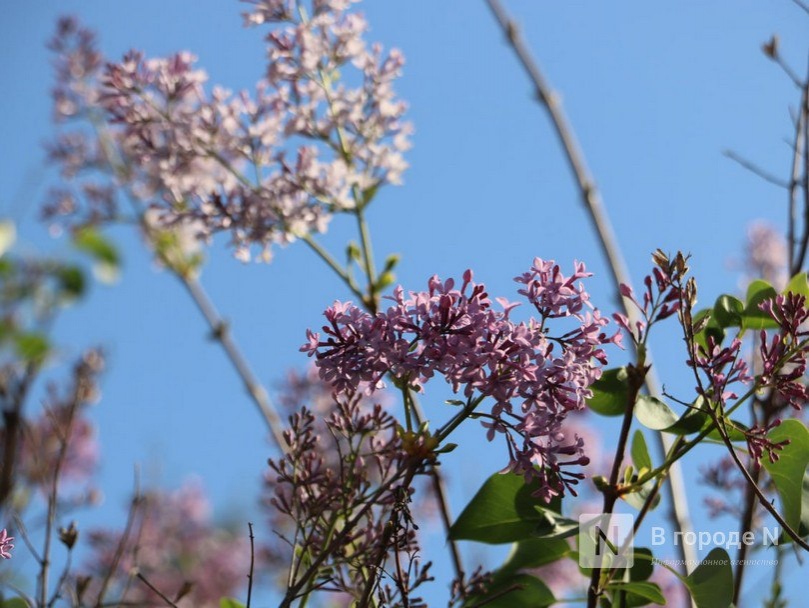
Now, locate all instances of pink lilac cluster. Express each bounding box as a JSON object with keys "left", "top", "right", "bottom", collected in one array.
[
  {"left": 302, "top": 260, "right": 620, "bottom": 500},
  {"left": 758, "top": 292, "right": 809, "bottom": 409},
  {"left": 83, "top": 480, "right": 248, "bottom": 607},
  {"left": 0, "top": 528, "right": 13, "bottom": 559},
  {"left": 613, "top": 266, "right": 680, "bottom": 344},
  {"left": 745, "top": 221, "right": 788, "bottom": 289},
  {"left": 44, "top": 0, "right": 411, "bottom": 262},
  {"left": 9, "top": 349, "right": 103, "bottom": 495},
  {"left": 688, "top": 336, "right": 752, "bottom": 403}
]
